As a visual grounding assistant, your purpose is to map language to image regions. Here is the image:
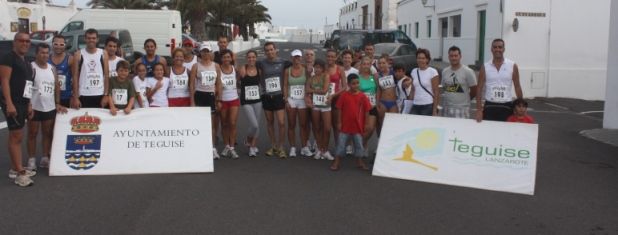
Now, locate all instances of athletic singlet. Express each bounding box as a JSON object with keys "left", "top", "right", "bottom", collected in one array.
[
  {"left": 108, "top": 57, "right": 124, "bottom": 77},
  {"left": 378, "top": 71, "right": 396, "bottom": 90},
  {"left": 49, "top": 54, "right": 72, "bottom": 100},
  {"left": 78, "top": 48, "right": 105, "bottom": 96},
  {"left": 220, "top": 66, "right": 239, "bottom": 101},
  {"left": 183, "top": 55, "right": 197, "bottom": 71},
  {"left": 196, "top": 62, "right": 217, "bottom": 93},
  {"left": 328, "top": 66, "right": 343, "bottom": 94},
  {"left": 168, "top": 67, "right": 190, "bottom": 98},
  {"left": 359, "top": 74, "right": 377, "bottom": 107},
  {"left": 240, "top": 65, "right": 261, "bottom": 105},
  {"left": 484, "top": 58, "right": 515, "bottom": 103},
  {"left": 31, "top": 62, "right": 56, "bottom": 112},
  {"left": 142, "top": 55, "right": 160, "bottom": 77},
  {"left": 311, "top": 74, "right": 328, "bottom": 108},
  {"left": 287, "top": 66, "right": 306, "bottom": 100}
]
